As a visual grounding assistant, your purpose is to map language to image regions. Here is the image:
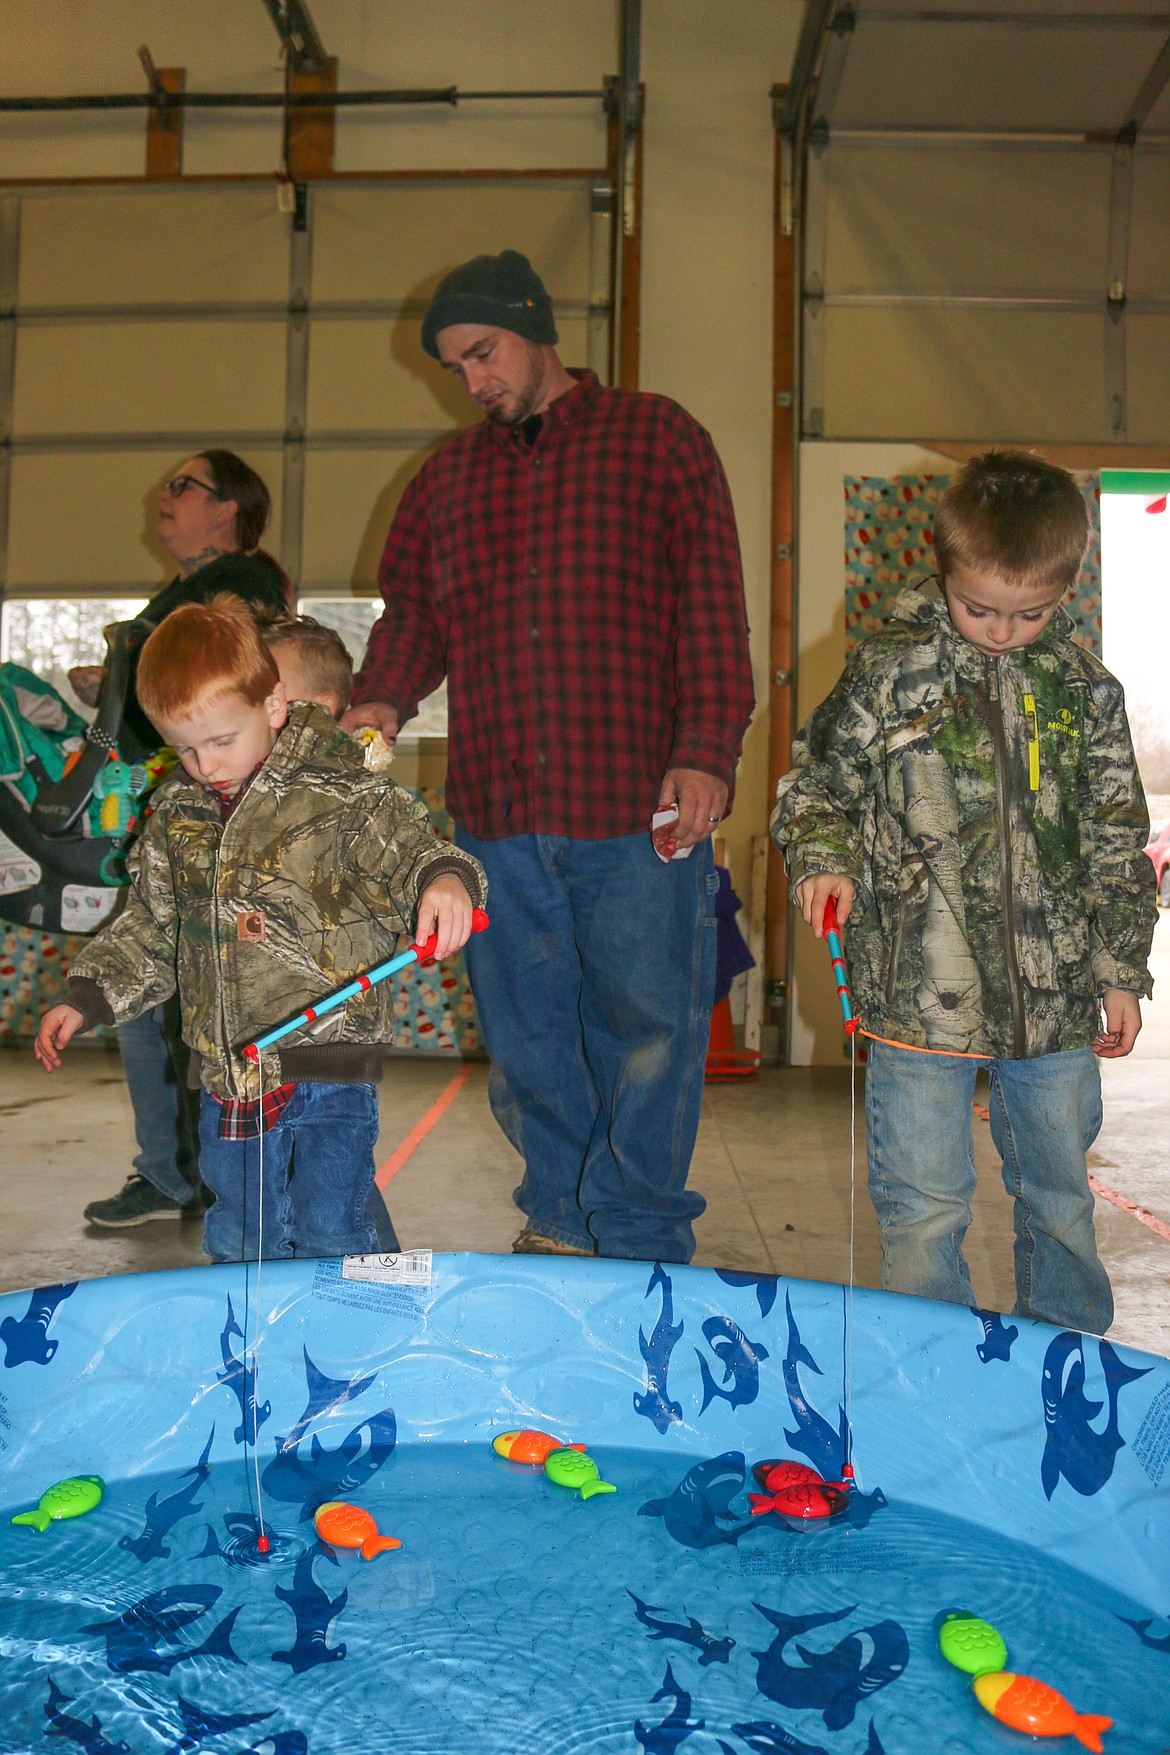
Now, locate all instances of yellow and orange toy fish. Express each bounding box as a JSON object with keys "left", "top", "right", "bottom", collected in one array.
[
  {"left": 974, "top": 1671, "right": 1112, "bottom": 1751},
  {"left": 492, "top": 1429, "right": 587, "bottom": 1466},
  {"left": 313, "top": 1500, "right": 401, "bottom": 1562}
]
